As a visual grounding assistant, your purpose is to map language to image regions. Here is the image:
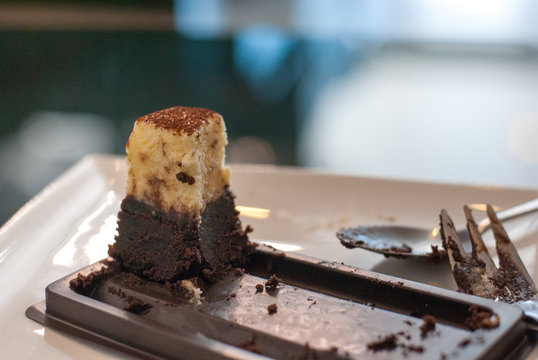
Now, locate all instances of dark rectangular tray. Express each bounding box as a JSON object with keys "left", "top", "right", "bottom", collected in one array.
[{"left": 27, "top": 246, "right": 527, "bottom": 359}]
